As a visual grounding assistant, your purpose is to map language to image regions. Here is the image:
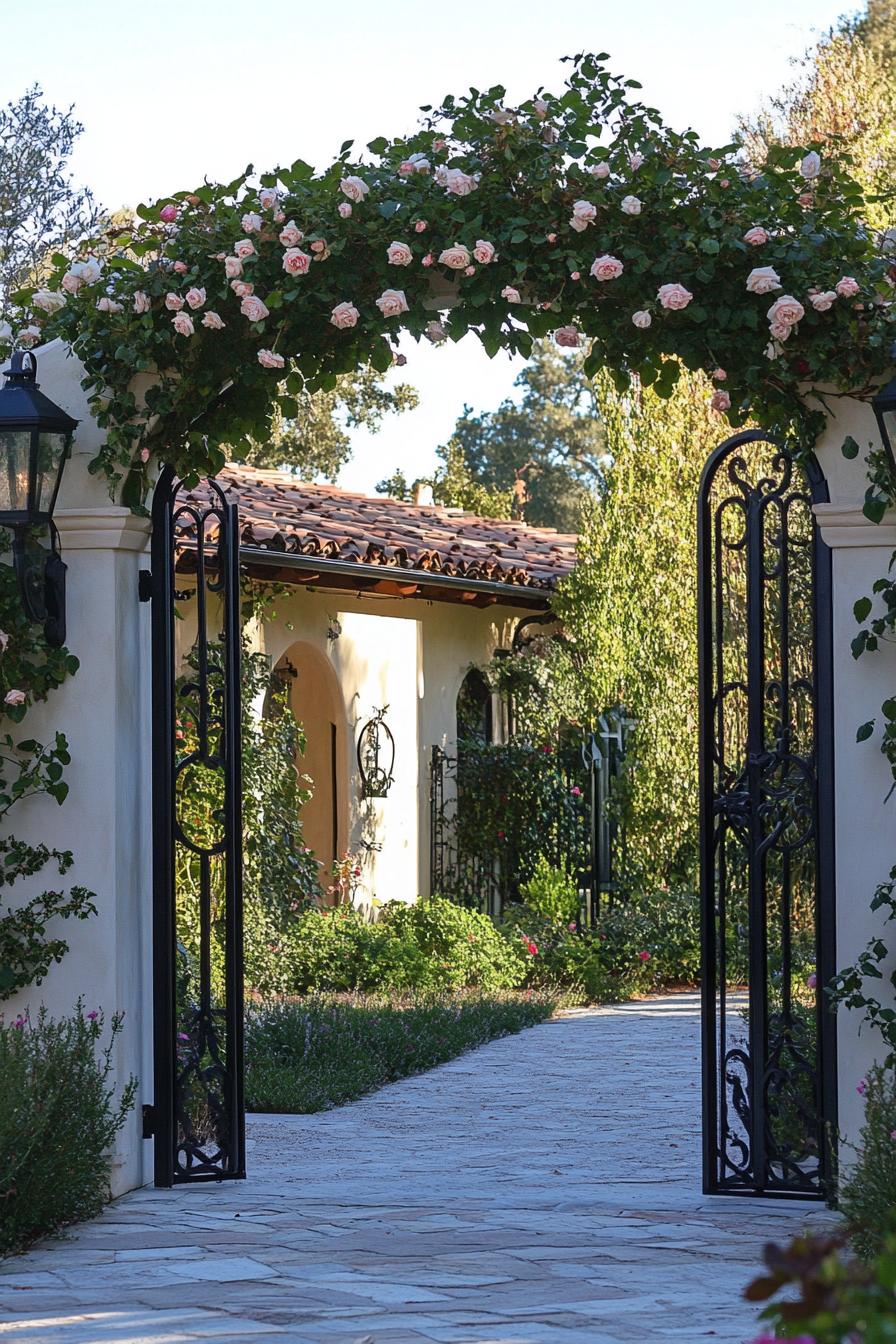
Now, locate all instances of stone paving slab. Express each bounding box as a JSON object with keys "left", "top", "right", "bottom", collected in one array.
[{"left": 0, "top": 995, "right": 833, "bottom": 1342}]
